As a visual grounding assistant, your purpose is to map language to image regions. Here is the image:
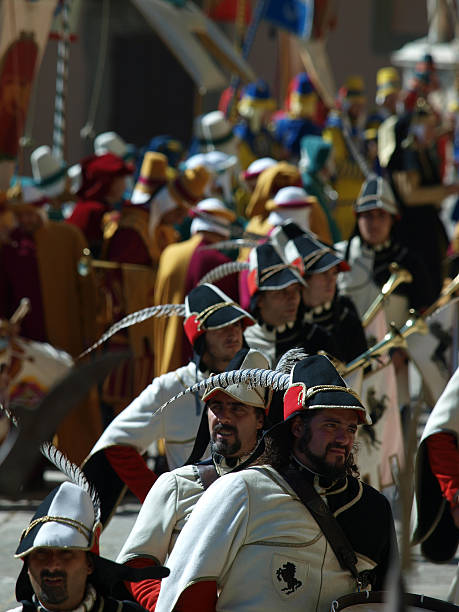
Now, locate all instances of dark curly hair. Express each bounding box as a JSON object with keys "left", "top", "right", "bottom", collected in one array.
[{"left": 258, "top": 409, "right": 360, "bottom": 478}]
